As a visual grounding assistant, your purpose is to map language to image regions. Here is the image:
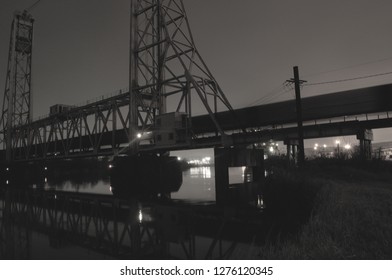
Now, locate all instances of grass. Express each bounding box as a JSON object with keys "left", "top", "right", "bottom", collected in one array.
[{"left": 258, "top": 158, "right": 392, "bottom": 259}]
